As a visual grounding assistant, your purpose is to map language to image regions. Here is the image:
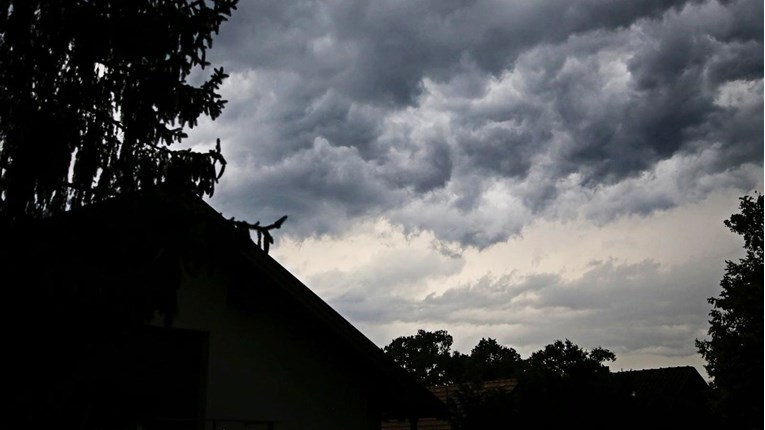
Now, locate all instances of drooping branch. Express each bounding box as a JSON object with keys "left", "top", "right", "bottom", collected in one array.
[{"left": 227, "top": 215, "right": 288, "bottom": 253}]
